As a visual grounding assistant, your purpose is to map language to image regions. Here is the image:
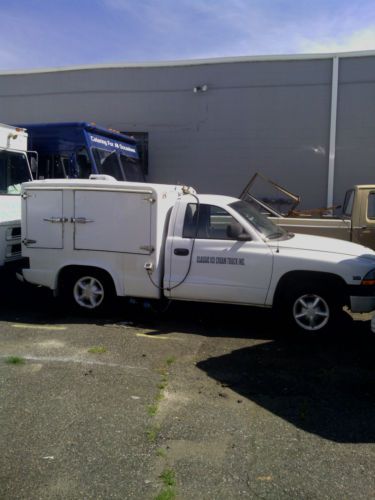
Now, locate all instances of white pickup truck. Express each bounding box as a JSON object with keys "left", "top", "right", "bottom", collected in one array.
[{"left": 20, "top": 177, "right": 375, "bottom": 334}]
